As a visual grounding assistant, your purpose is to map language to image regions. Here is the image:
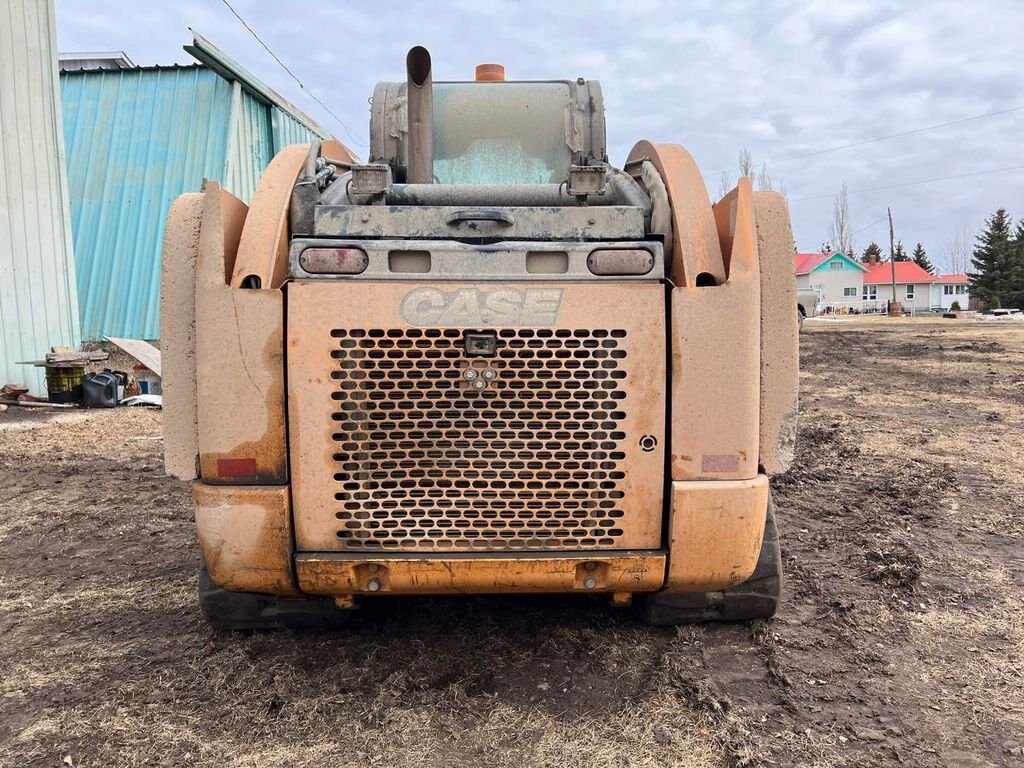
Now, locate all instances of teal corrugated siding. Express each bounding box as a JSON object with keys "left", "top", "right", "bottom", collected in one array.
[
  {"left": 224, "top": 85, "right": 272, "bottom": 202},
  {"left": 271, "top": 106, "right": 324, "bottom": 148},
  {"left": 62, "top": 66, "right": 234, "bottom": 339},
  {"left": 60, "top": 65, "right": 325, "bottom": 341}
]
